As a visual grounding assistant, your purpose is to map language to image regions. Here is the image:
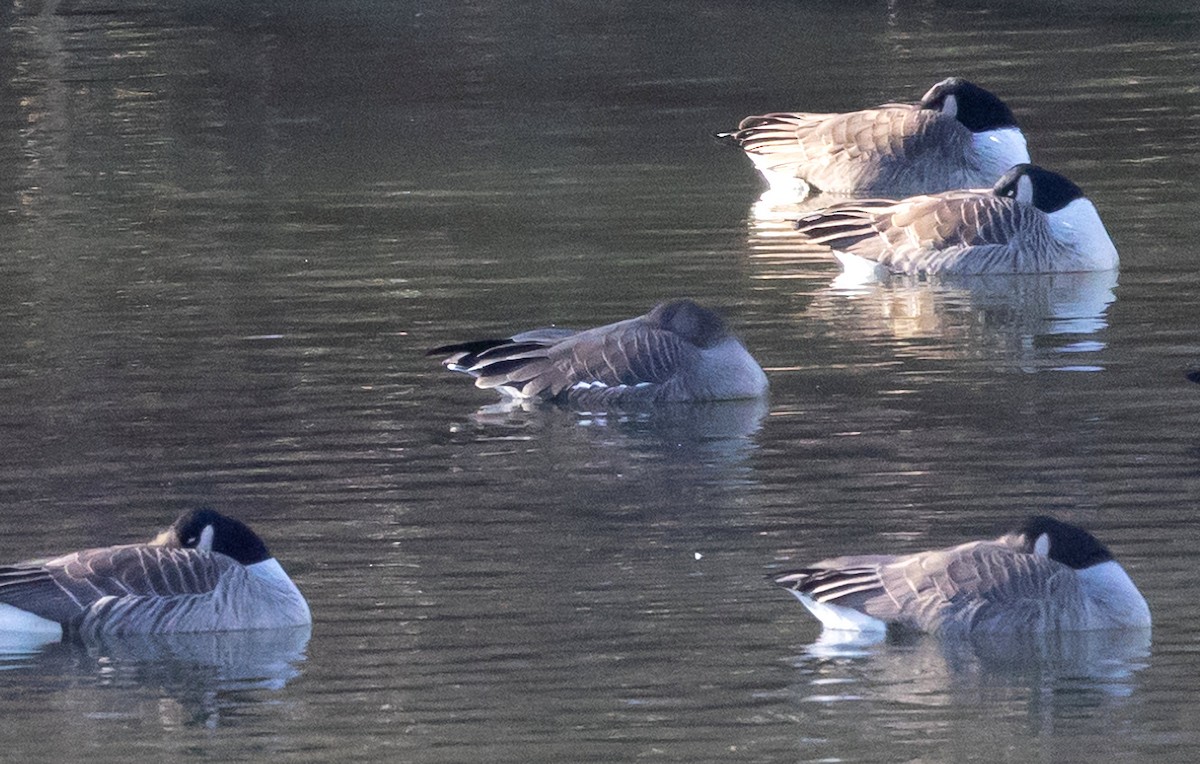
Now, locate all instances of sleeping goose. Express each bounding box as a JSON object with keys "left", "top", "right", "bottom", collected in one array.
[
  {"left": 717, "top": 77, "right": 1029, "bottom": 196},
  {"left": 0, "top": 509, "right": 311, "bottom": 639},
  {"left": 793, "top": 163, "right": 1118, "bottom": 275},
  {"left": 429, "top": 300, "right": 768, "bottom": 404},
  {"left": 772, "top": 516, "right": 1150, "bottom": 636}
]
